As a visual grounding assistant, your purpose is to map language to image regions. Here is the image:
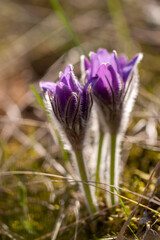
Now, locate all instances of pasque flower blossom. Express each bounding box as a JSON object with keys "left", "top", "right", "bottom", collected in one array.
[
  {"left": 40, "top": 65, "right": 97, "bottom": 214},
  {"left": 39, "top": 49, "right": 143, "bottom": 208},
  {"left": 81, "top": 48, "right": 143, "bottom": 205},
  {"left": 40, "top": 65, "right": 93, "bottom": 151},
  {"left": 81, "top": 48, "right": 143, "bottom": 134}
]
